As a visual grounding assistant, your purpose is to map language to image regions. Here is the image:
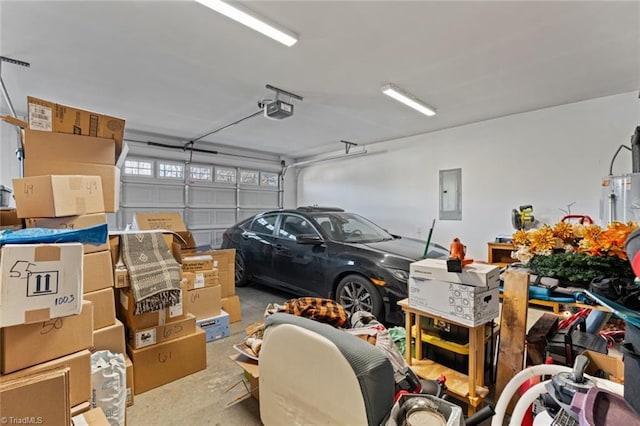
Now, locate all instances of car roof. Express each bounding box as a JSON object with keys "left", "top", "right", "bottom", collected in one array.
[{"left": 255, "top": 207, "right": 345, "bottom": 216}]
